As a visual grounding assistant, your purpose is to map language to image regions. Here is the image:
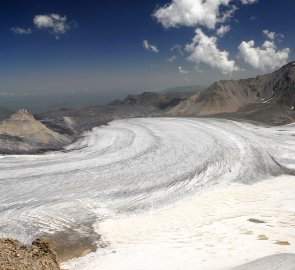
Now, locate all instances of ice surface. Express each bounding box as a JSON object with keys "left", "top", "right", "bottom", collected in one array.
[
  {"left": 0, "top": 117, "right": 294, "bottom": 266},
  {"left": 62, "top": 176, "right": 295, "bottom": 270}
]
